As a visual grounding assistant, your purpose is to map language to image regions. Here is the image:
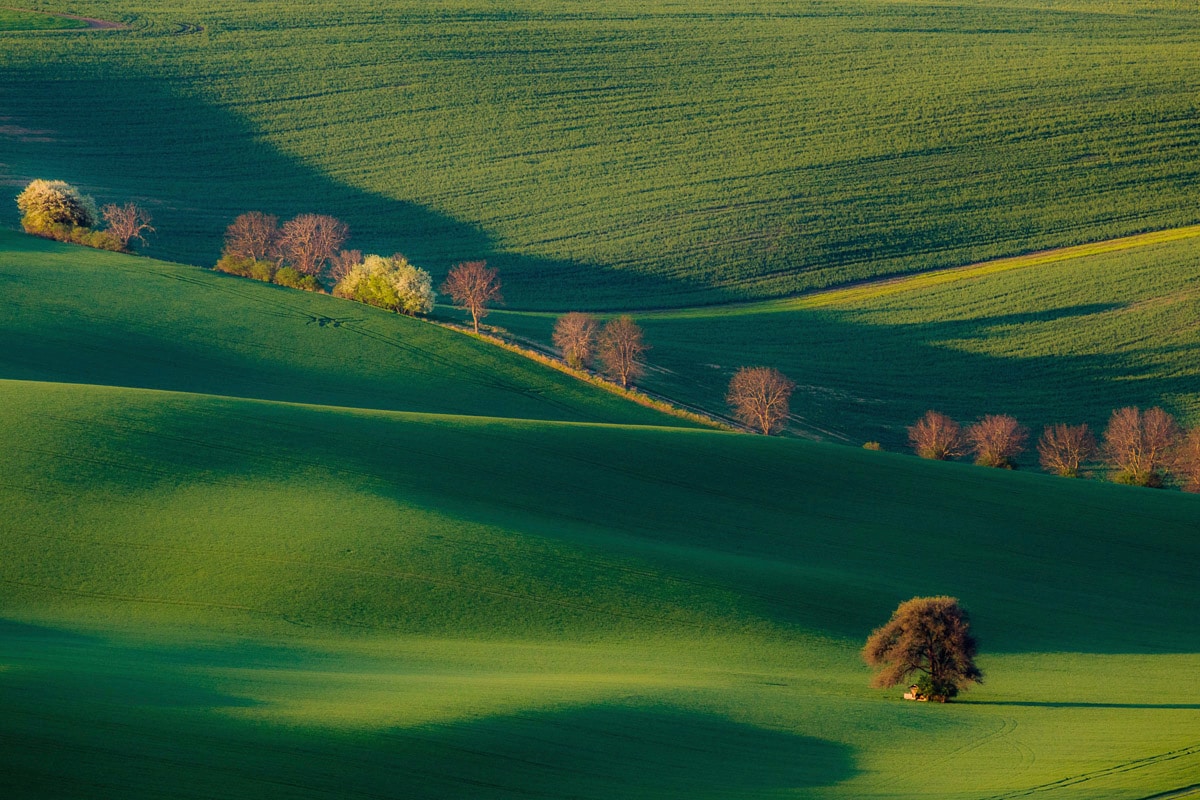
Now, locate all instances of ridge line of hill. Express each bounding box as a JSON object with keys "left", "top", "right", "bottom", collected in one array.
[{"left": 496, "top": 224, "right": 1200, "bottom": 318}]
